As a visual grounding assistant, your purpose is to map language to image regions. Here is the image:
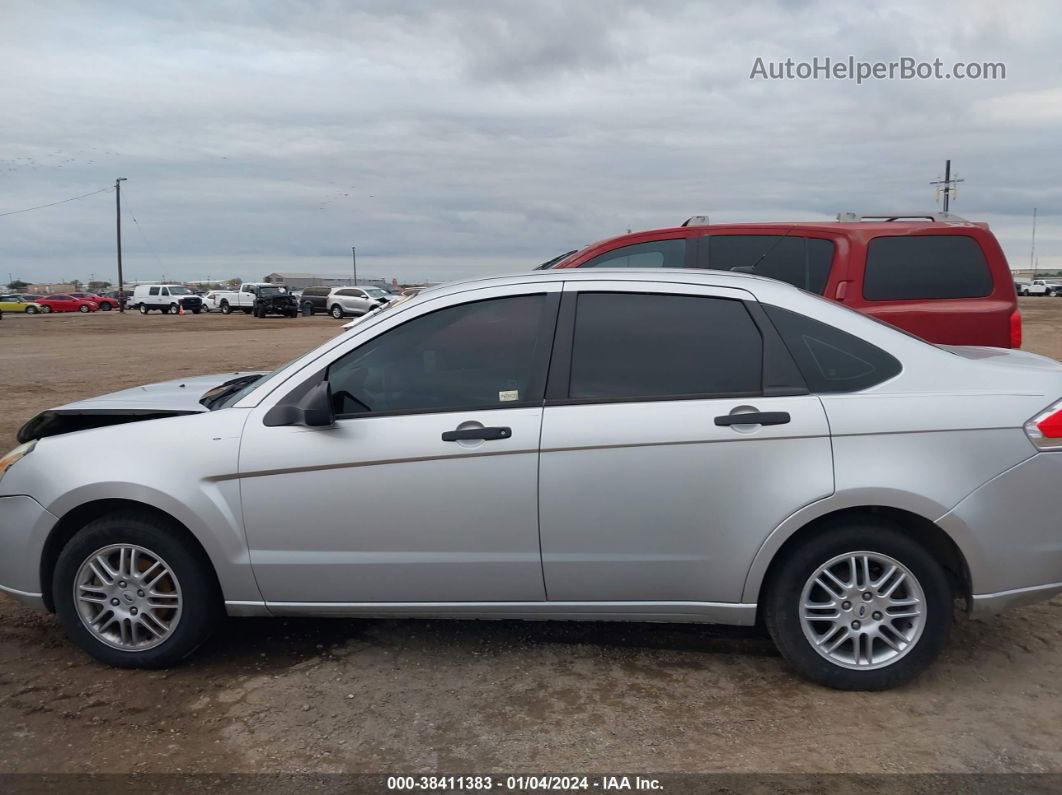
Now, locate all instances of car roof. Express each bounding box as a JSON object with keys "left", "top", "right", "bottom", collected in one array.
[{"left": 415, "top": 267, "right": 797, "bottom": 302}]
